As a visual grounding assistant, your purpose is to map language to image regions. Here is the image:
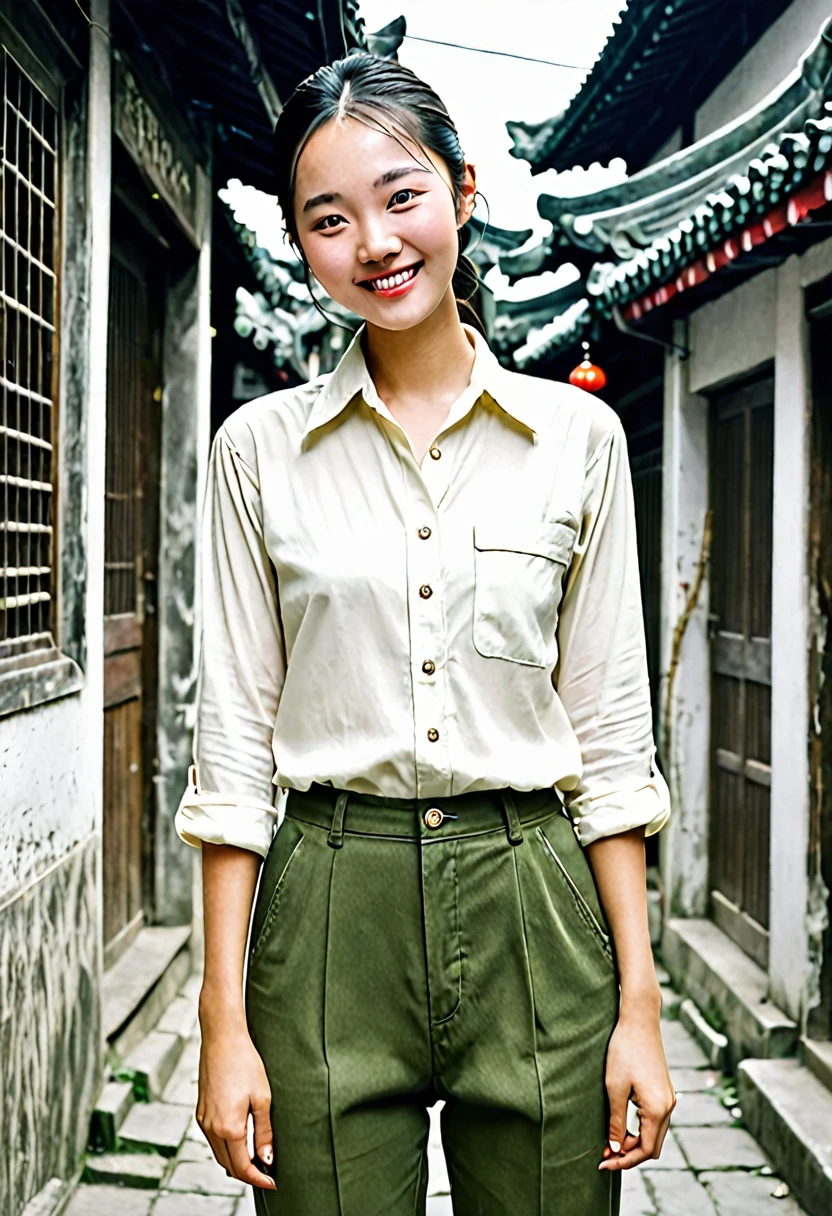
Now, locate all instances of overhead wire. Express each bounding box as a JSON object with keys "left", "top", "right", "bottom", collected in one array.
[{"left": 403, "top": 34, "right": 592, "bottom": 70}]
